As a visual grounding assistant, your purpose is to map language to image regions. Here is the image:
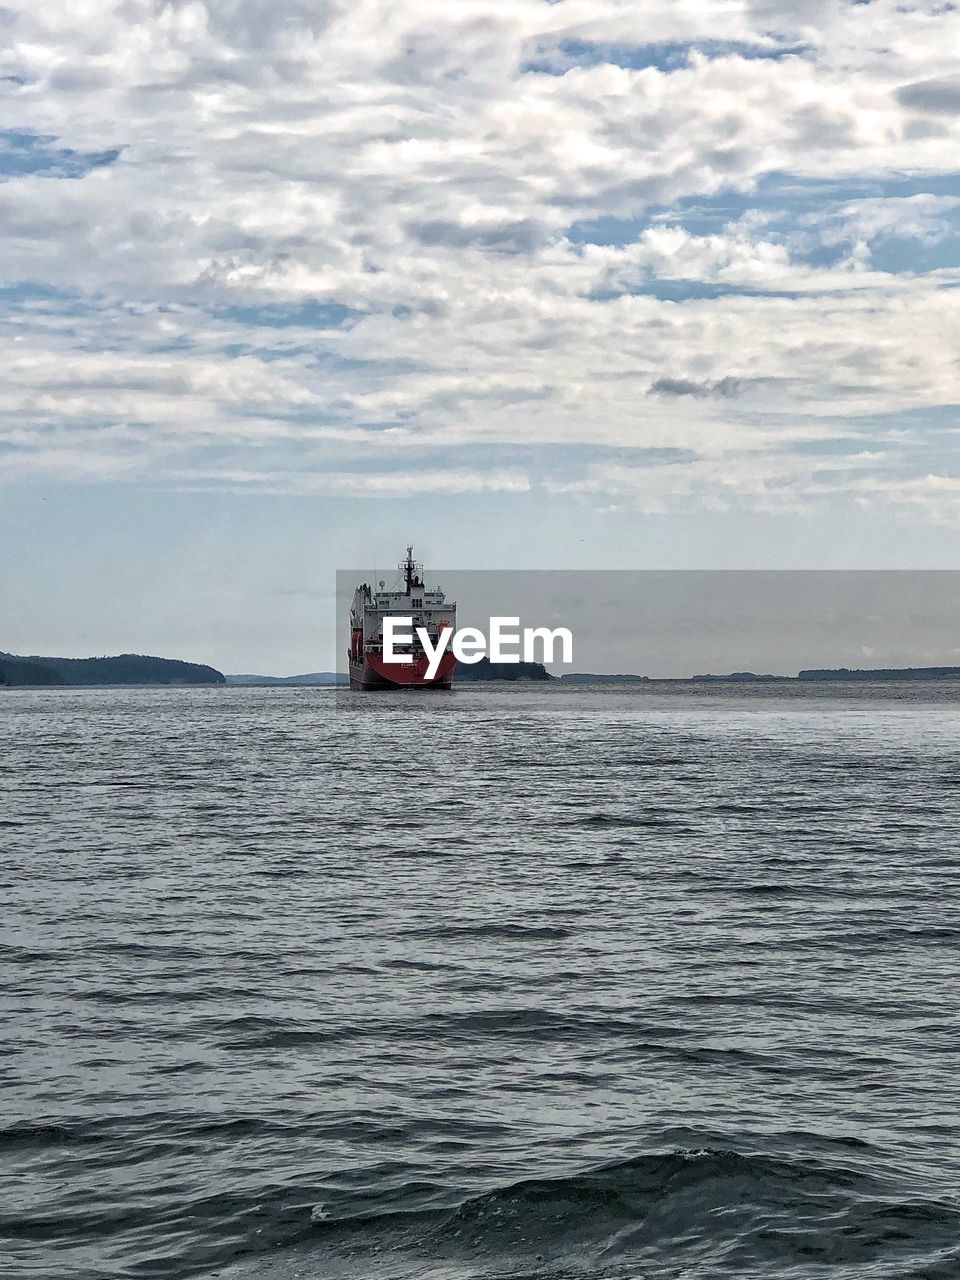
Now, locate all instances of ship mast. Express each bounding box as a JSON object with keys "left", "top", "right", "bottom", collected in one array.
[{"left": 402, "top": 544, "right": 418, "bottom": 593}]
